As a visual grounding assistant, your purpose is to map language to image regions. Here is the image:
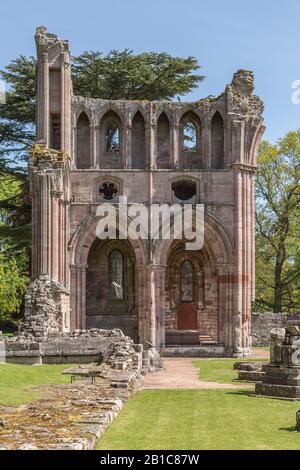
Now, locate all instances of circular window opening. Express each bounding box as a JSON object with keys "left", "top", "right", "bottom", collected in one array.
[{"left": 172, "top": 181, "right": 196, "bottom": 201}]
